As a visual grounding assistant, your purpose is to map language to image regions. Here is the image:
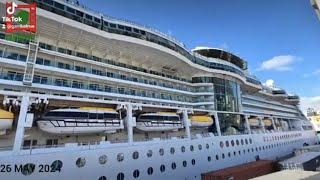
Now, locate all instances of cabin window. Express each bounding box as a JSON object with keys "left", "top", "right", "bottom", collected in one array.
[
  {"left": 117, "top": 173, "right": 124, "bottom": 180},
  {"left": 54, "top": 2, "right": 64, "bottom": 10},
  {"left": 110, "top": 23, "right": 117, "bottom": 28},
  {"left": 46, "top": 139, "right": 58, "bottom": 147},
  {"left": 23, "top": 139, "right": 37, "bottom": 149},
  {"left": 66, "top": 7, "right": 75, "bottom": 14}
]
